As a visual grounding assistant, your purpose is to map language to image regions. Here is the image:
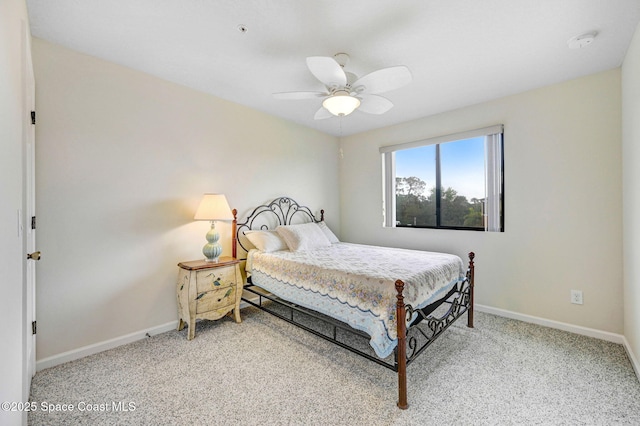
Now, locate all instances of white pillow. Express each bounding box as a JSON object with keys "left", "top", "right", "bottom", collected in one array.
[
  {"left": 276, "top": 222, "right": 331, "bottom": 252},
  {"left": 317, "top": 221, "right": 339, "bottom": 243},
  {"left": 245, "top": 230, "right": 288, "bottom": 252}
]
